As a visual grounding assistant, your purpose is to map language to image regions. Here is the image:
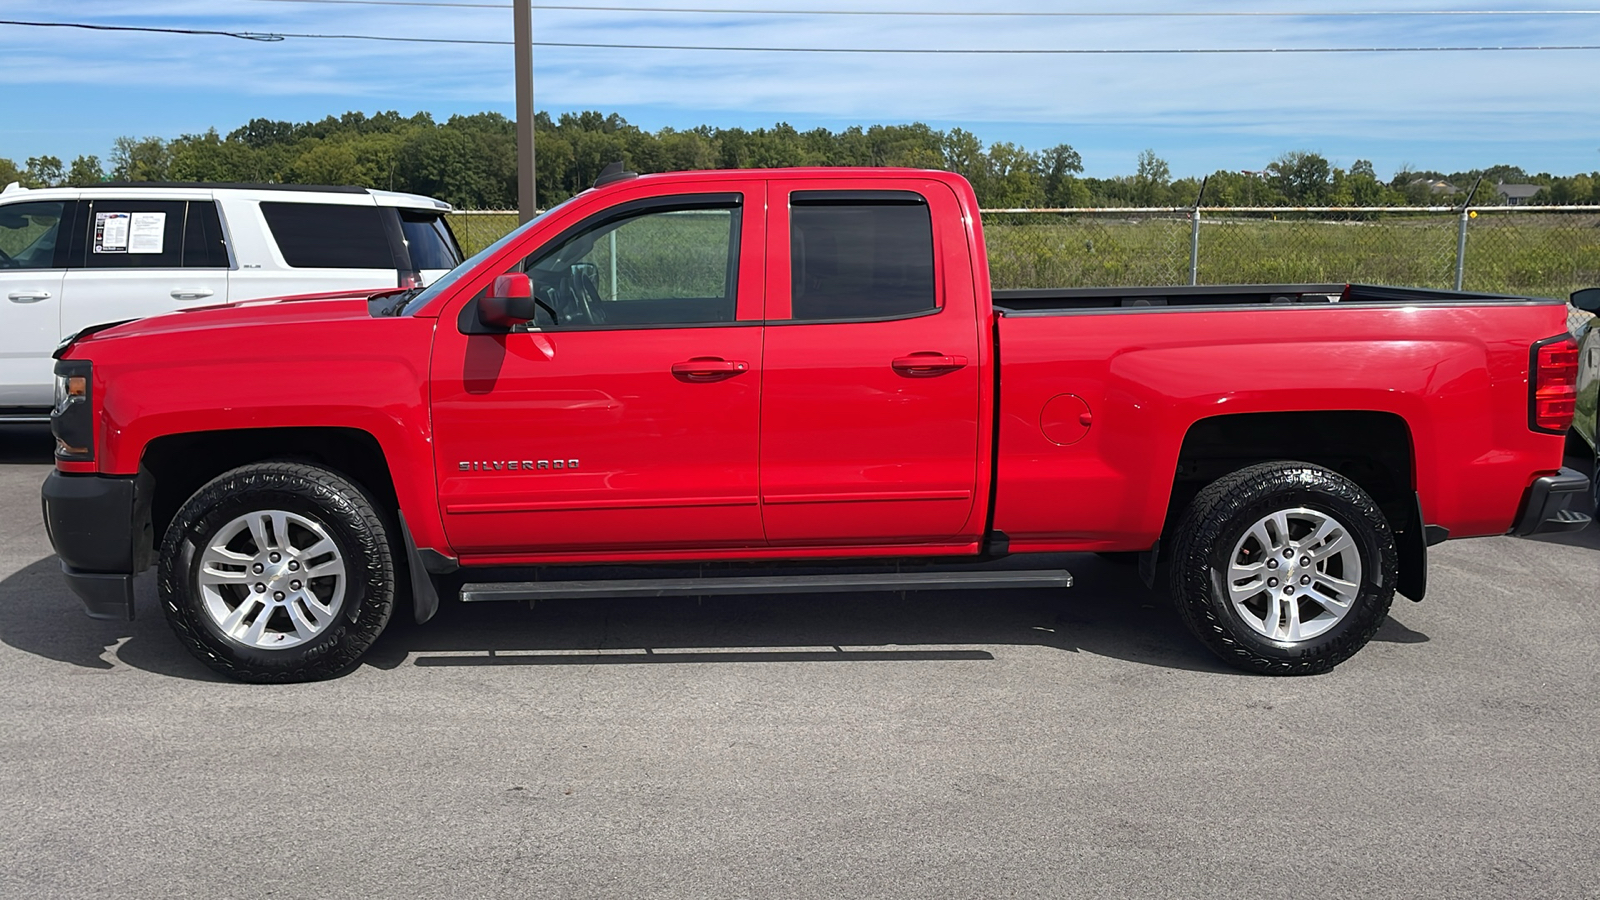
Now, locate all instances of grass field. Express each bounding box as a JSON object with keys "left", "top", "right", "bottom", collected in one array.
[{"left": 446, "top": 209, "right": 1600, "bottom": 301}]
